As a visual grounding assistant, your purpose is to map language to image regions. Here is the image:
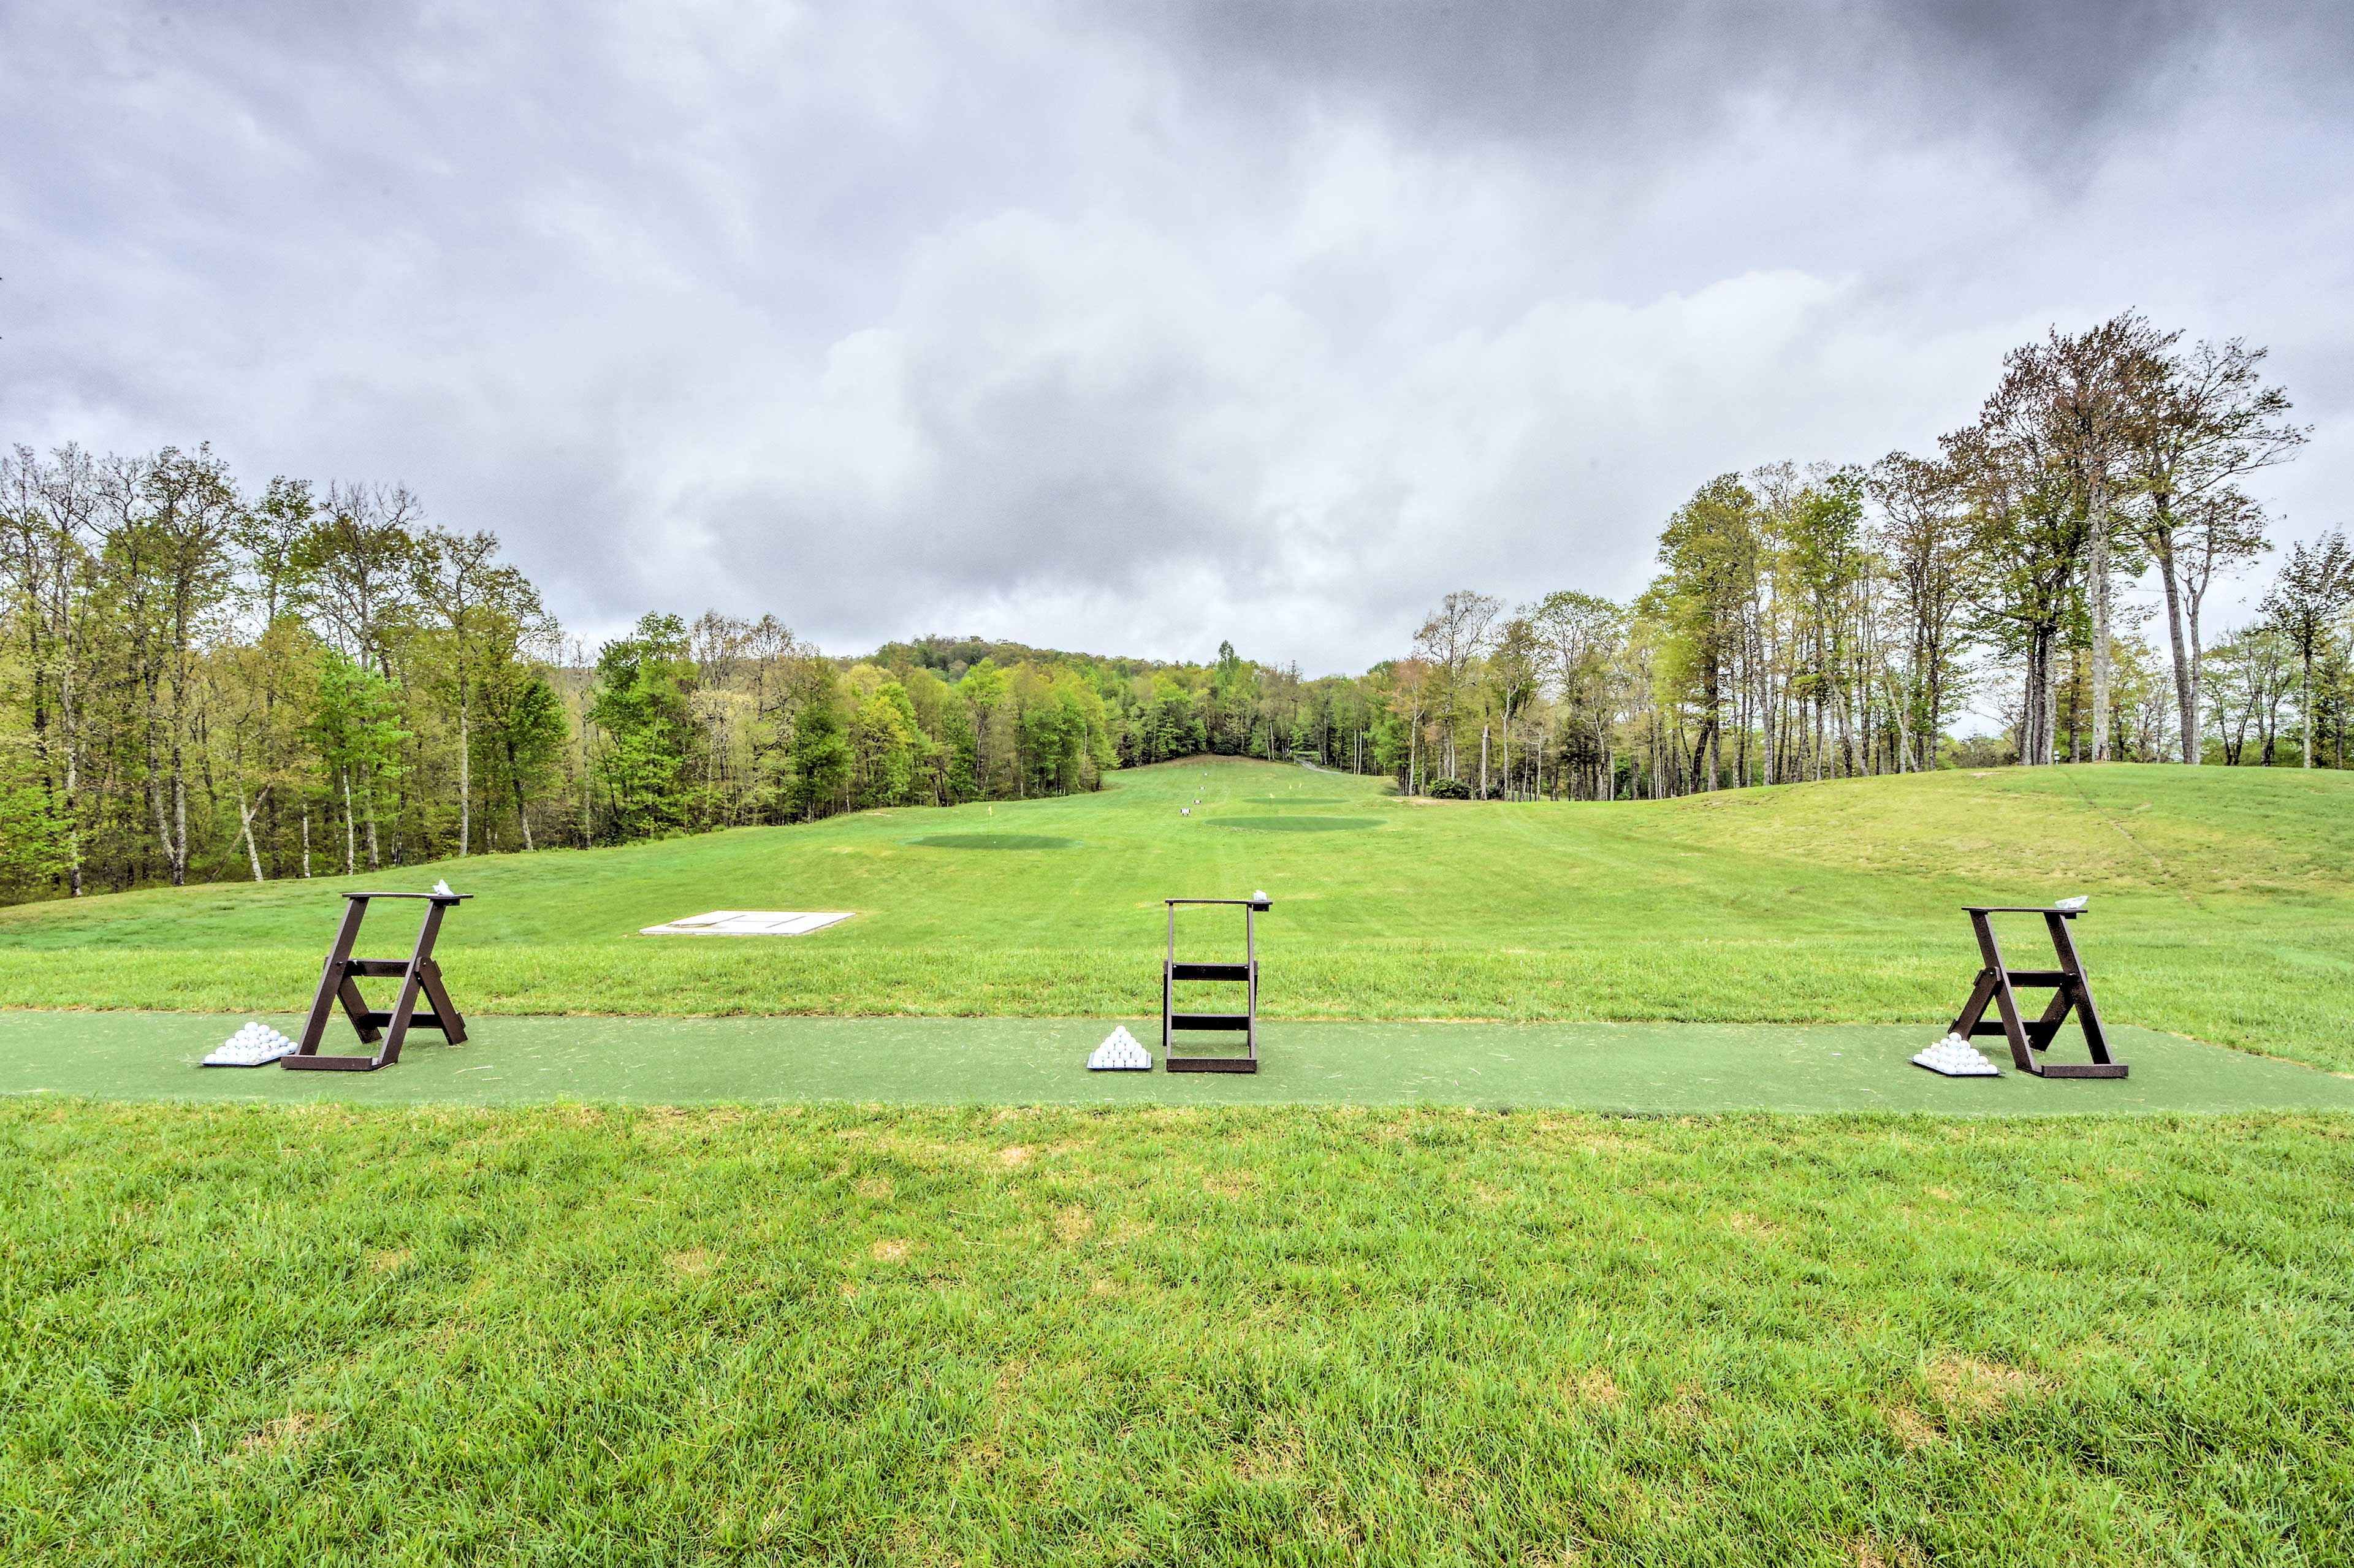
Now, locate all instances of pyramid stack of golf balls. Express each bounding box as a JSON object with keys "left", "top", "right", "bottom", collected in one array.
[
  {"left": 203, "top": 1021, "right": 299, "bottom": 1068},
  {"left": 1088, "top": 1026, "right": 1151, "bottom": 1071},
  {"left": 1911, "top": 1032, "right": 2000, "bottom": 1076}
]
